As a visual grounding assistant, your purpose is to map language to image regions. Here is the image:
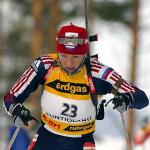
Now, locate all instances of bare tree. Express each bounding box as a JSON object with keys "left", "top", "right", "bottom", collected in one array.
[
  {"left": 128, "top": 0, "right": 139, "bottom": 149},
  {"left": 49, "top": 0, "right": 61, "bottom": 53},
  {"left": 31, "top": 0, "right": 43, "bottom": 59}
]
